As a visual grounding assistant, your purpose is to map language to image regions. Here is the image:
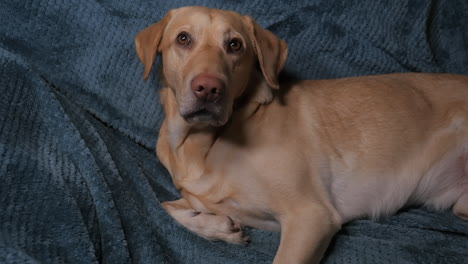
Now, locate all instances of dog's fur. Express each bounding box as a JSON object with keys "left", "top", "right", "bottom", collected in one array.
[{"left": 136, "top": 6, "right": 468, "bottom": 263}]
